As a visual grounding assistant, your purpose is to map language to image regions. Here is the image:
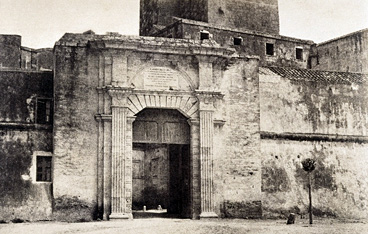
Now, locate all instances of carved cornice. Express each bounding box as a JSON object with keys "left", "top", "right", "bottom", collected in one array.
[
  {"left": 260, "top": 131, "right": 368, "bottom": 143},
  {"left": 195, "top": 90, "right": 224, "bottom": 102},
  {"left": 195, "top": 90, "right": 224, "bottom": 99}
]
